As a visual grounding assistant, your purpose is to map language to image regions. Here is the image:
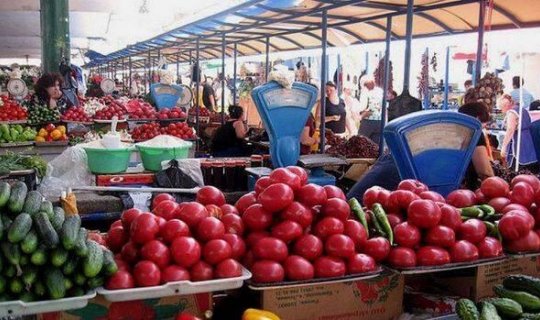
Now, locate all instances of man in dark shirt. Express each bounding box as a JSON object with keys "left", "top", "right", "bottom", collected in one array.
[{"left": 202, "top": 77, "right": 216, "bottom": 112}]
